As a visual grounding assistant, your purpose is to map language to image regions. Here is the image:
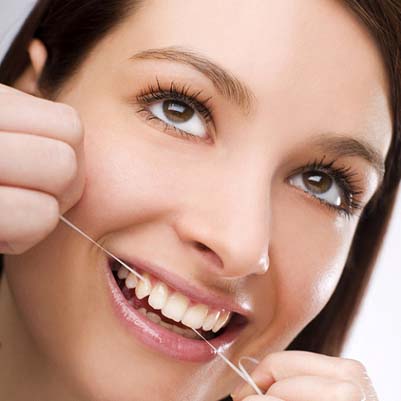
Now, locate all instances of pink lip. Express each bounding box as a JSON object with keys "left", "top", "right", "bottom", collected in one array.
[{"left": 102, "top": 257, "right": 247, "bottom": 362}]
